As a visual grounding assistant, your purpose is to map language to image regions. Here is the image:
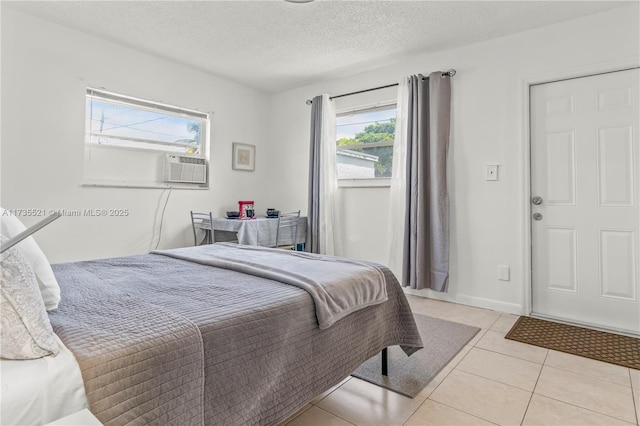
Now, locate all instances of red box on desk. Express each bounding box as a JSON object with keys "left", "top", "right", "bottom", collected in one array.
[{"left": 238, "top": 200, "right": 254, "bottom": 219}]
